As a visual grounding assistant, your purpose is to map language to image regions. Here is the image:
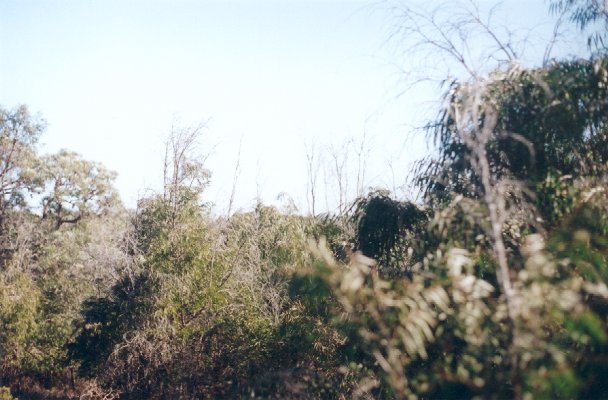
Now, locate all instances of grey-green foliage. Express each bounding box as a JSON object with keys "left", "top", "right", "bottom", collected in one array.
[
  {"left": 0, "top": 105, "right": 127, "bottom": 391},
  {"left": 0, "top": 106, "right": 44, "bottom": 271},
  {"left": 417, "top": 58, "right": 608, "bottom": 208},
  {"left": 40, "top": 150, "right": 119, "bottom": 229},
  {"left": 550, "top": 0, "right": 608, "bottom": 50},
  {"left": 0, "top": 106, "right": 43, "bottom": 217},
  {"left": 307, "top": 51, "right": 608, "bottom": 398},
  {"left": 71, "top": 165, "right": 357, "bottom": 398}
]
